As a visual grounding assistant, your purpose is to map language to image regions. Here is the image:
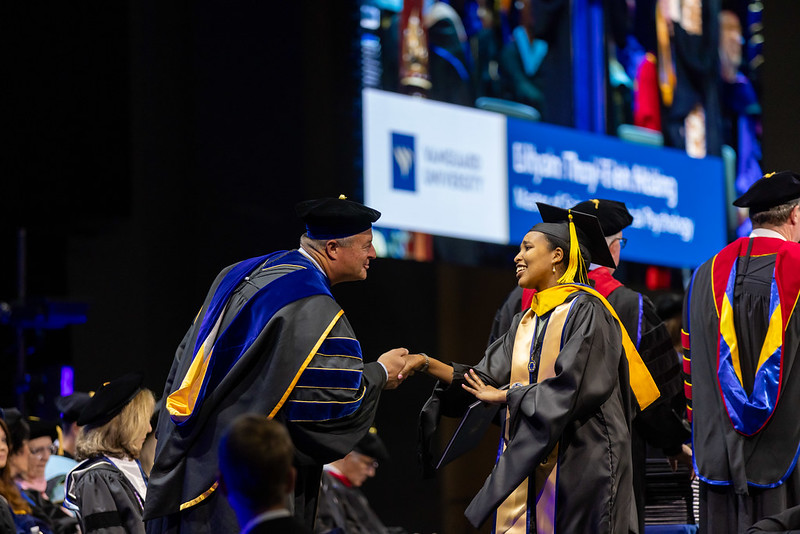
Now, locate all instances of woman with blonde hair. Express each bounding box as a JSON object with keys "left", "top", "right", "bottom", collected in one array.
[{"left": 65, "top": 373, "right": 155, "bottom": 534}]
